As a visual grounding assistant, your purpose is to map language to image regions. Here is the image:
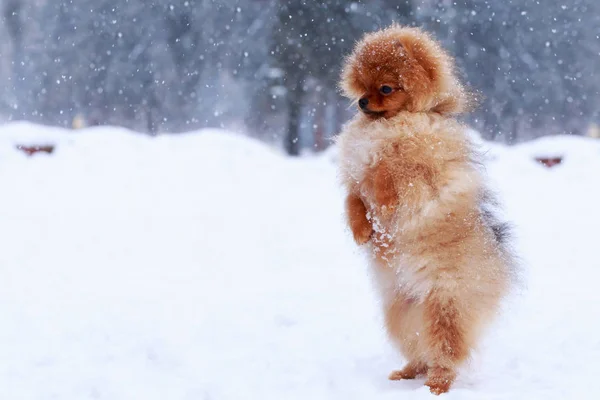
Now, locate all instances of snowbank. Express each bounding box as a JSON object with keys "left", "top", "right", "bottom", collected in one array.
[{"left": 0, "top": 122, "right": 599, "bottom": 399}]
